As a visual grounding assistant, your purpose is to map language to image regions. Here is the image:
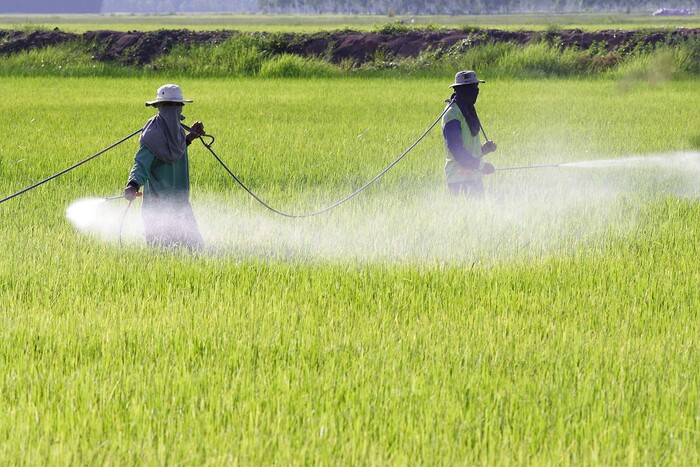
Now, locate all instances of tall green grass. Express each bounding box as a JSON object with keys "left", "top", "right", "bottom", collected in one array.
[
  {"left": 1, "top": 76, "right": 700, "bottom": 464},
  {"left": 615, "top": 40, "right": 700, "bottom": 81},
  {"left": 151, "top": 35, "right": 342, "bottom": 77},
  {"left": 0, "top": 44, "right": 129, "bottom": 77},
  {"left": 2, "top": 31, "right": 699, "bottom": 79},
  {"left": 152, "top": 34, "right": 268, "bottom": 76},
  {"left": 364, "top": 36, "right": 700, "bottom": 78}
]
